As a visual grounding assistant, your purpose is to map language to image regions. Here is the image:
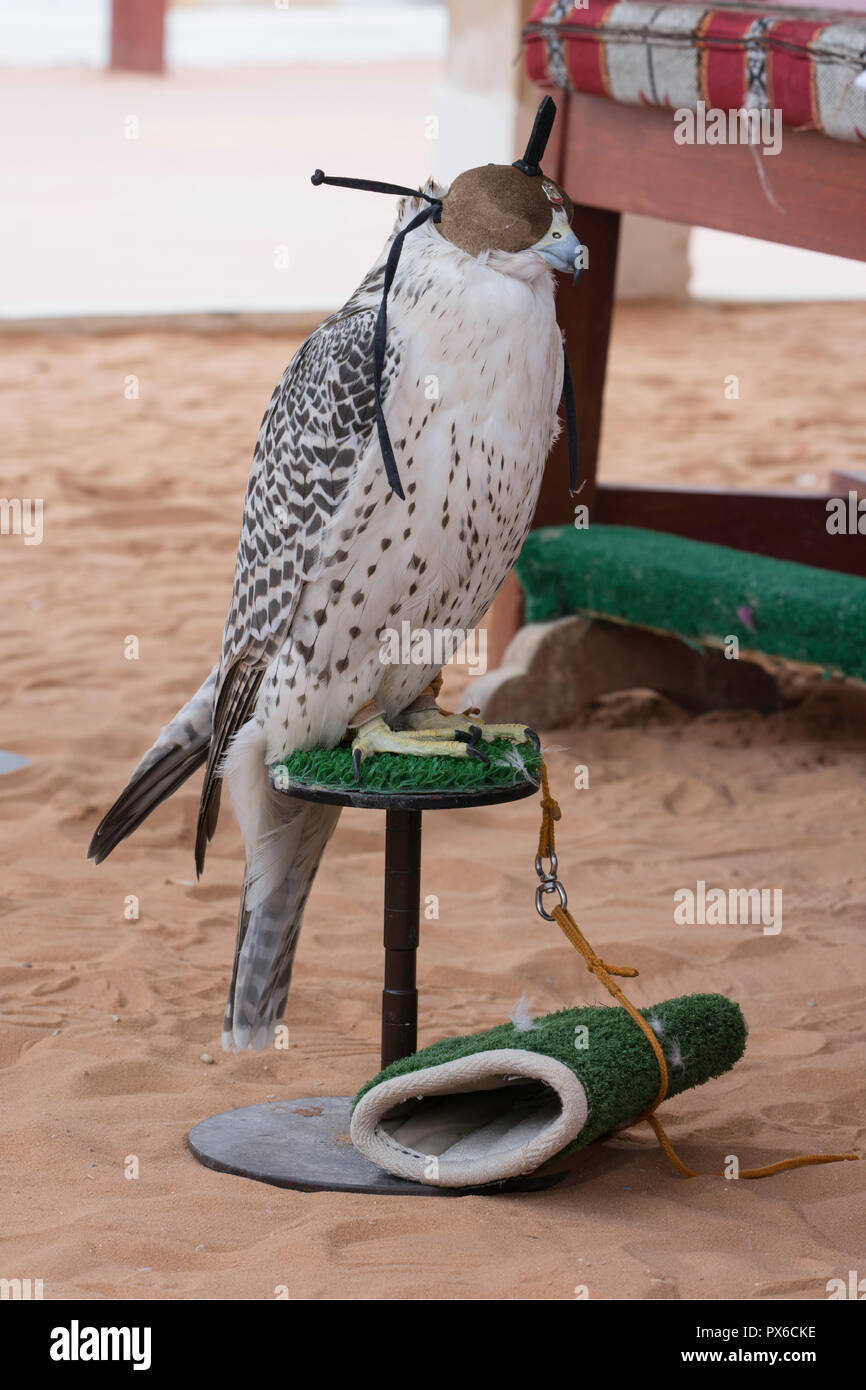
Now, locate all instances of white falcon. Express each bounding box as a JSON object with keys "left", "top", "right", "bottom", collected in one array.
[{"left": 89, "top": 98, "right": 583, "bottom": 1051}]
